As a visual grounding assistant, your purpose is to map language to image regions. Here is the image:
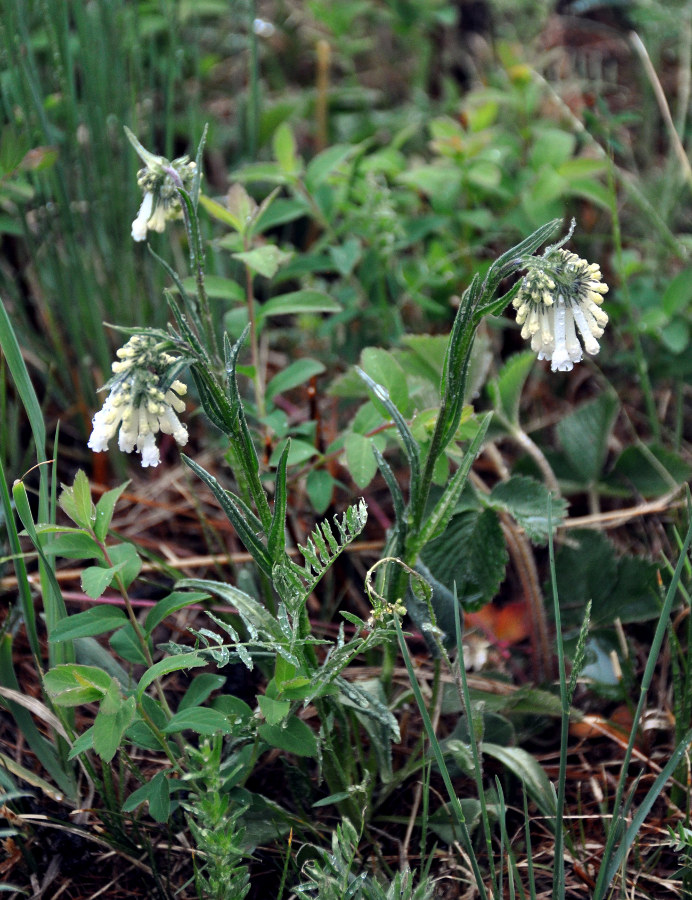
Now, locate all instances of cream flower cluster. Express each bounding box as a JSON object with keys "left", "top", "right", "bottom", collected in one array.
[
  {"left": 88, "top": 335, "right": 188, "bottom": 468},
  {"left": 125, "top": 128, "right": 197, "bottom": 242},
  {"left": 513, "top": 247, "right": 608, "bottom": 372}
]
